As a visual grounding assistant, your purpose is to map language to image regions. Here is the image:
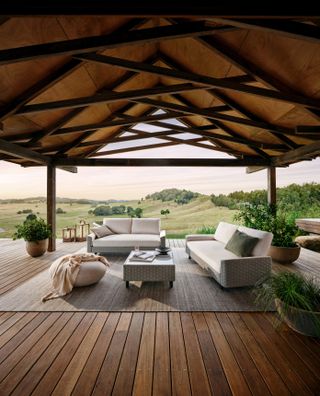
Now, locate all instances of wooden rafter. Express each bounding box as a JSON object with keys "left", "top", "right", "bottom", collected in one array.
[
  {"left": 0, "top": 138, "right": 50, "bottom": 164},
  {"left": 272, "top": 141, "right": 320, "bottom": 166},
  {"left": 0, "top": 18, "right": 145, "bottom": 121},
  {"left": 17, "top": 83, "right": 204, "bottom": 114},
  {"left": 52, "top": 157, "right": 271, "bottom": 167},
  {"left": 74, "top": 52, "right": 320, "bottom": 111},
  {"left": 0, "top": 21, "right": 219, "bottom": 65},
  {"left": 212, "top": 18, "right": 320, "bottom": 44}
]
